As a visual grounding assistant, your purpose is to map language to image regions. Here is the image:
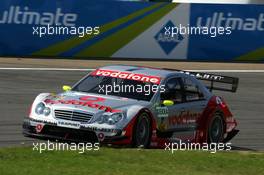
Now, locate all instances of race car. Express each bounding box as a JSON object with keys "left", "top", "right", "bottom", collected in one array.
[{"left": 23, "top": 65, "right": 239, "bottom": 148}]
